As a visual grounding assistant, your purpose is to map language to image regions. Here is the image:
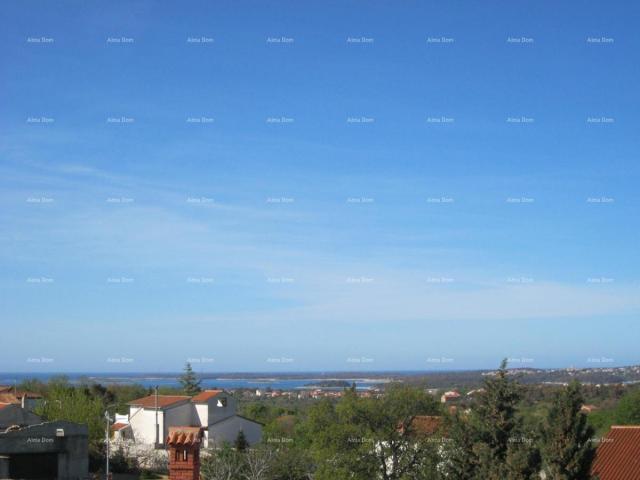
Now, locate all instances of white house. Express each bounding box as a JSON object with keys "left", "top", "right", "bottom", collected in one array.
[{"left": 120, "top": 390, "right": 262, "bottom": 448}]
